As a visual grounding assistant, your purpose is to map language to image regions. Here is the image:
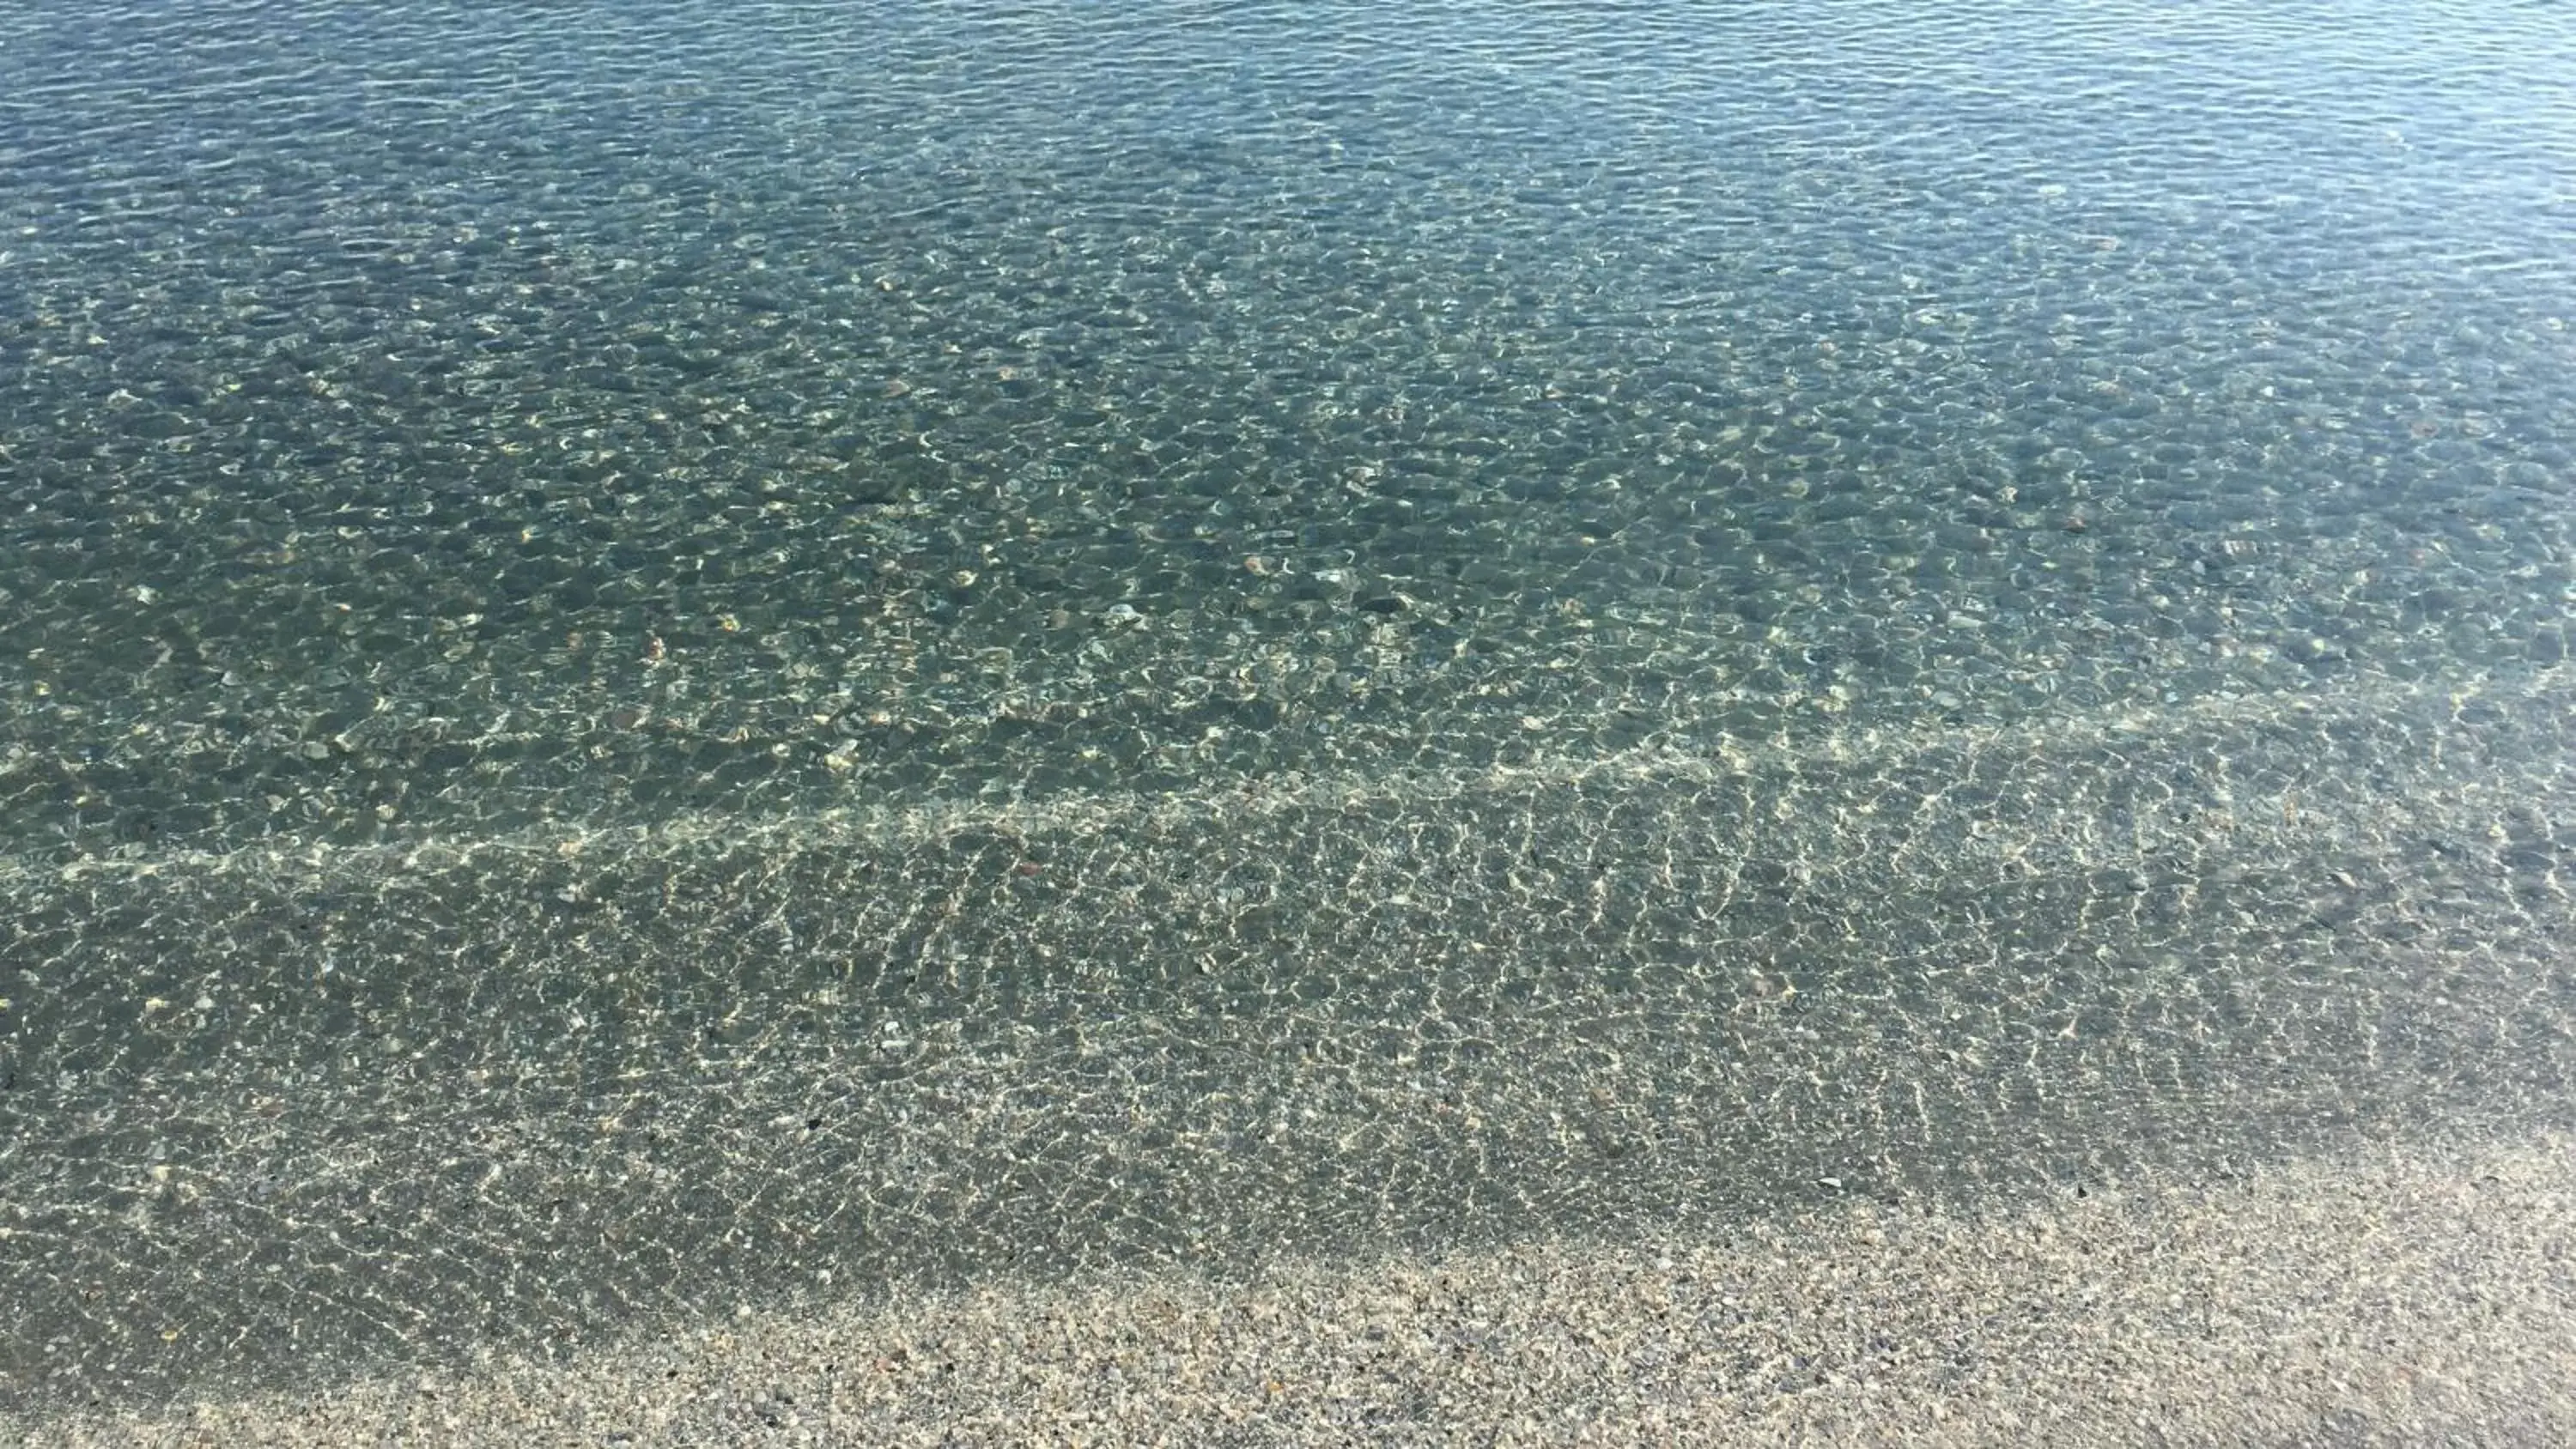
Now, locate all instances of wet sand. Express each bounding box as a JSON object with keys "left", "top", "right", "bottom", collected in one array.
[{"left": 16, "top": 1127, "right": 2571, "bottom": 1447}]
